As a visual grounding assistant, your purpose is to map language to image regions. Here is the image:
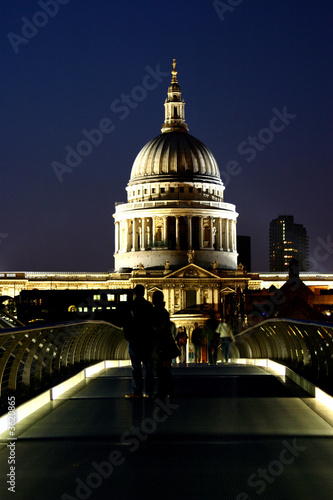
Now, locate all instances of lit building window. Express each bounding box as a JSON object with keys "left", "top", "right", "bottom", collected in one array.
[{"left": 119, "top": 295, "right": 127, "bottom": 302}]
